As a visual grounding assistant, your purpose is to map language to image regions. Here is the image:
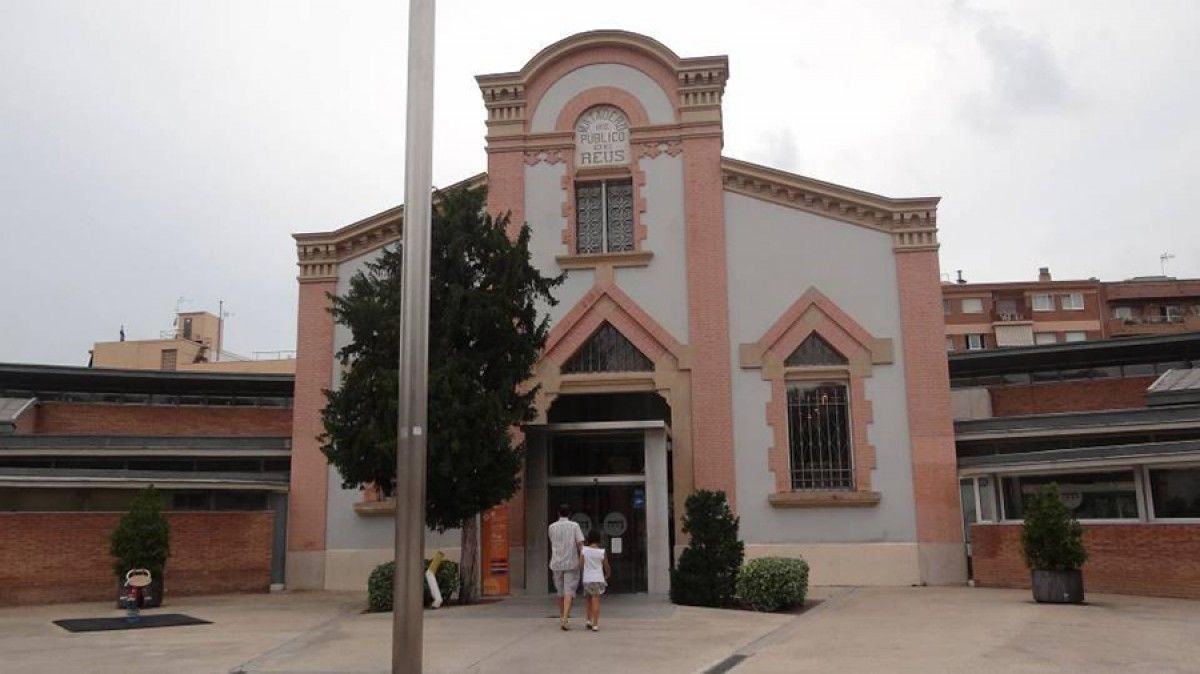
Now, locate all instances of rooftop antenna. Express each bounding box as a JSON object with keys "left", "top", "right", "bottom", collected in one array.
[
  {"left": 174, "top": 296, "right": 192, "bottom": 314},
  {"left": 1160, "top": 253, "right": 1175, "bottom": 277},
  {"left": 216, "top": 300, "right": 234, "bottom": 362}
]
